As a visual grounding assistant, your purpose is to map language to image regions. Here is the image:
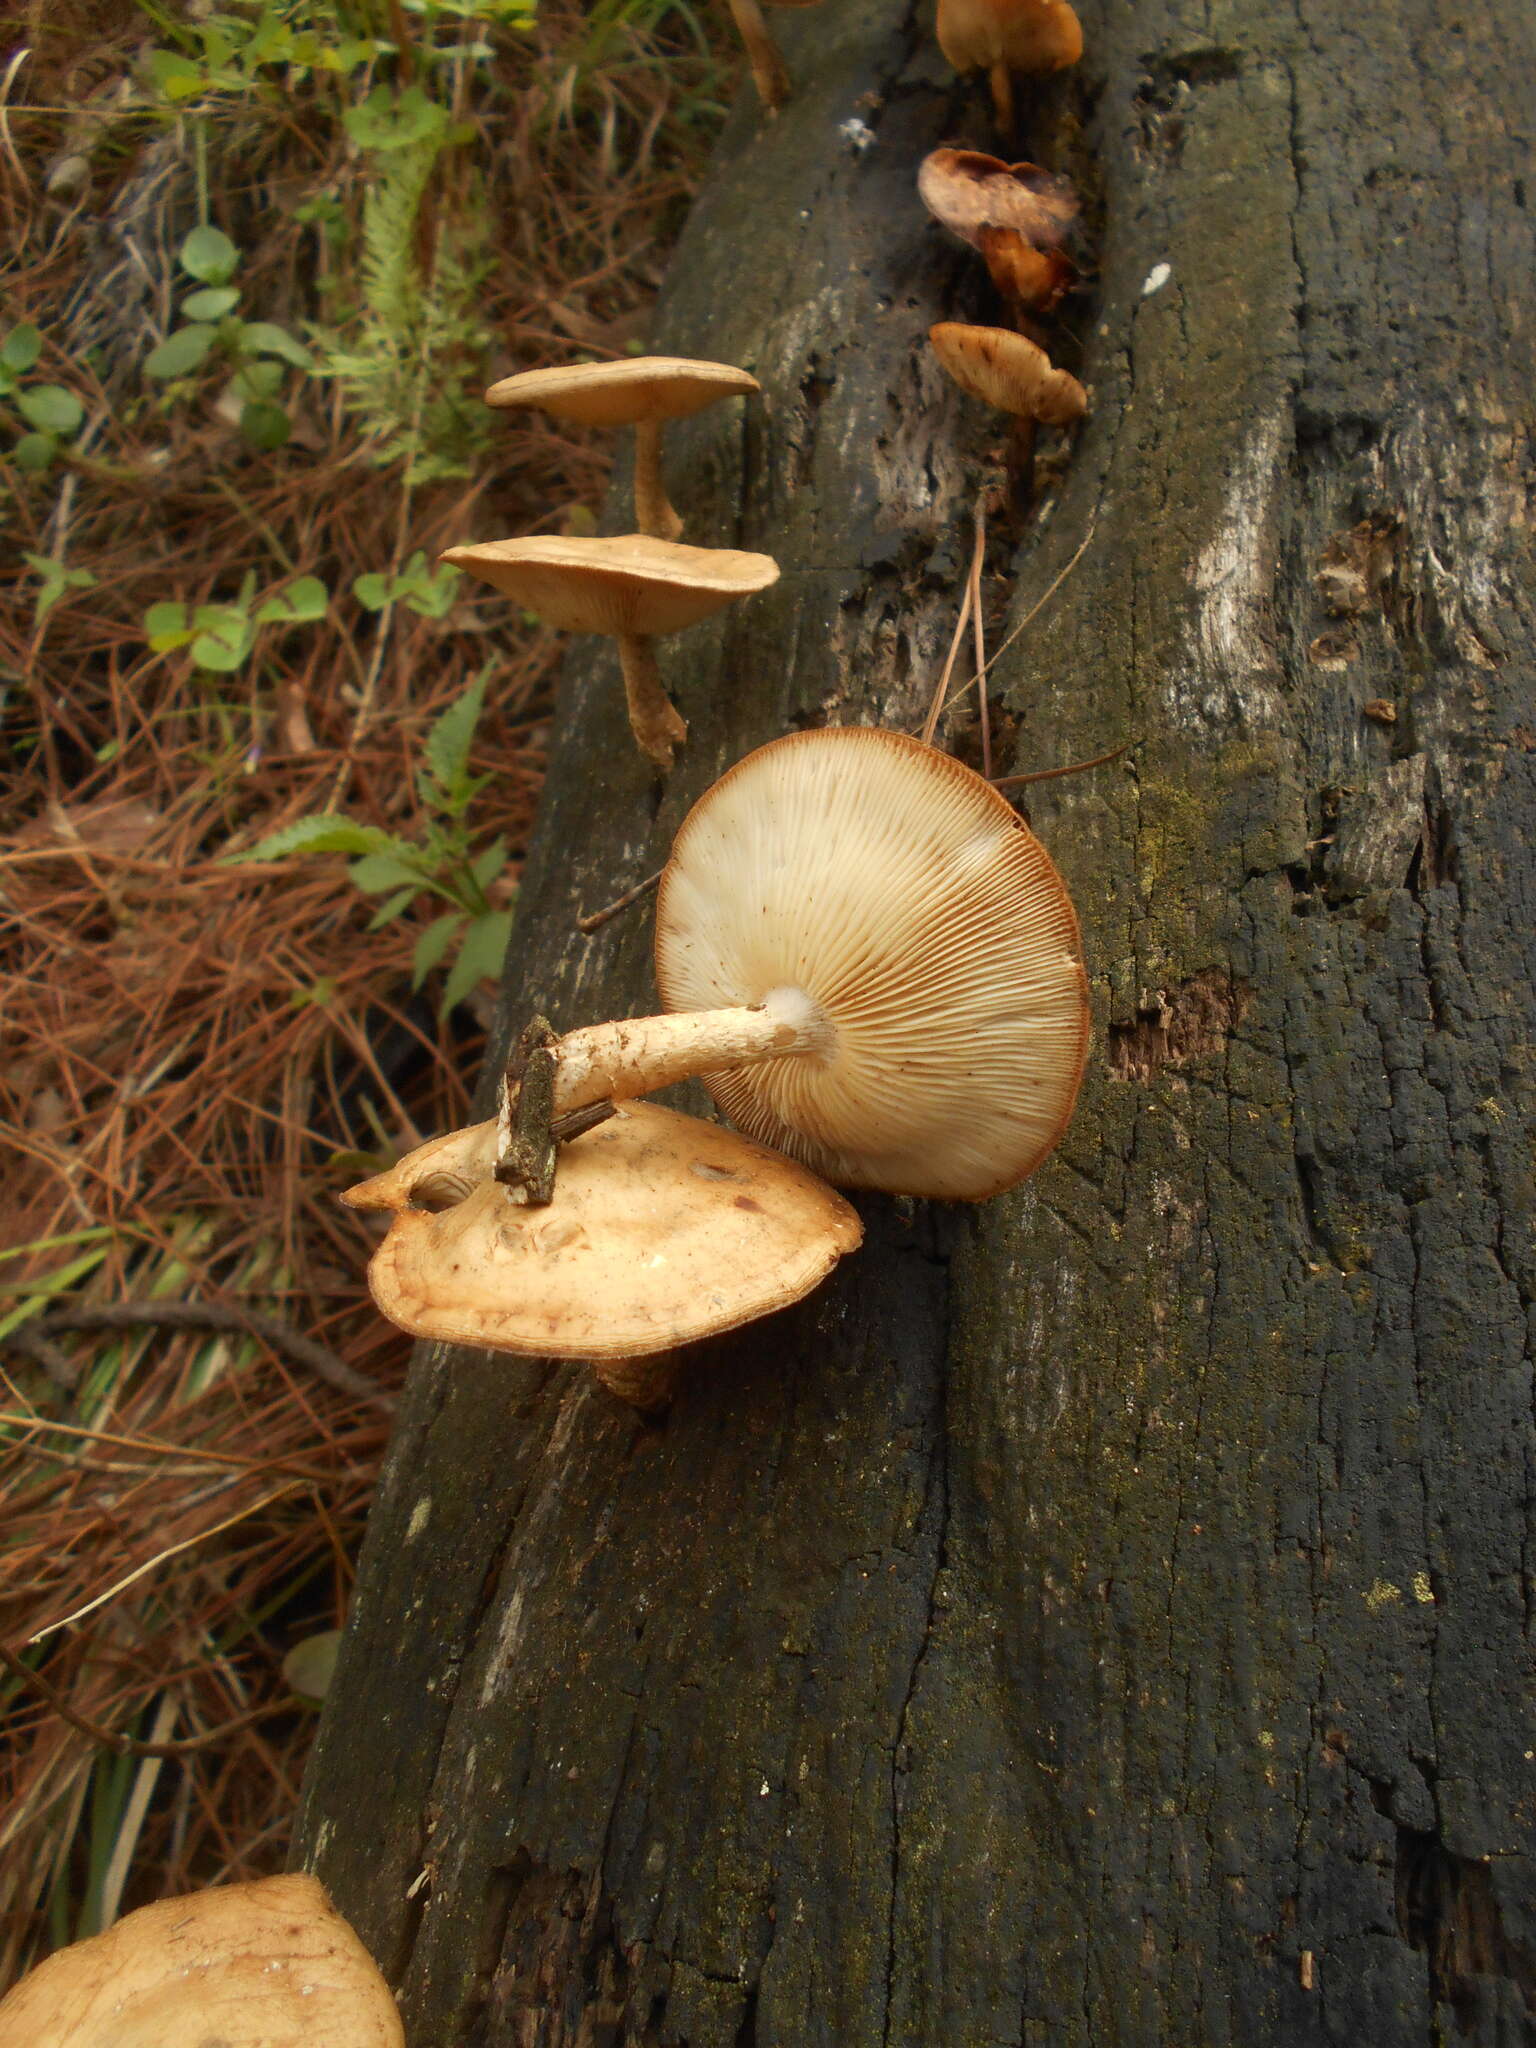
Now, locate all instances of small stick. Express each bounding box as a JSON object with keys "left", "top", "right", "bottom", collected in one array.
[
  {"left": 495, "top": 1016, "right": 560, "bottom": 1204},
  {"left": 991, "top": 742, "right": 1130, "bottom": 789},
  {"left": 920, "top": 540, "right": 977, "bottom": 747},
  {"left": 969, "top": 505, "right": 991, "bottom": 778},
  {"left": 0, "top": 1638, "right": 290, "bottom": 1759},
  {"left": 550, "top": 1101, "right": 618, "bottom": 1145},
  {"left": 577, "top": 867, "right": 664, "bottom": 934}
]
